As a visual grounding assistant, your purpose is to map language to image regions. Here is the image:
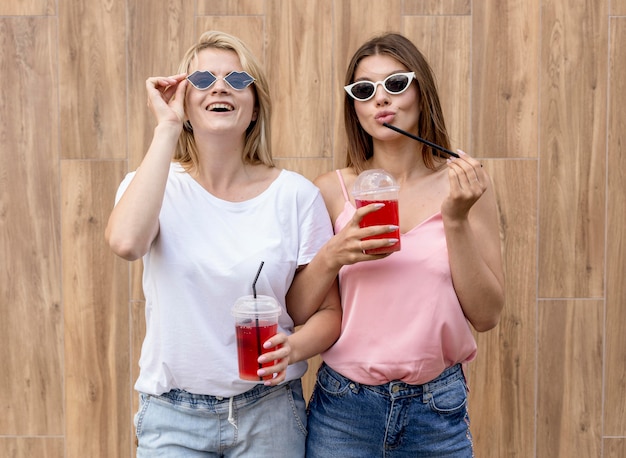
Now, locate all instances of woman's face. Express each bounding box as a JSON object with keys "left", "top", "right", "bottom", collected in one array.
[
  {"left": 185, "top": 48, "right": 257, "bottom": 138},
  {"left": 351, "top": 54, "right": 419, "bottom": 141}
]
